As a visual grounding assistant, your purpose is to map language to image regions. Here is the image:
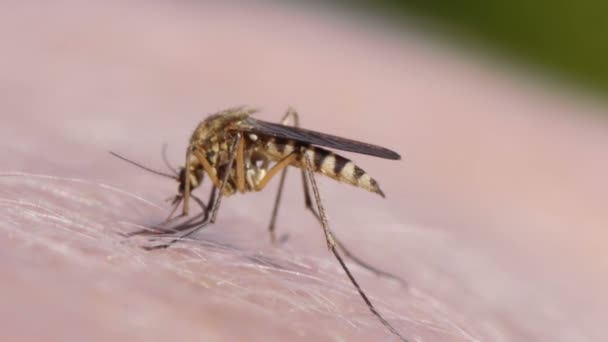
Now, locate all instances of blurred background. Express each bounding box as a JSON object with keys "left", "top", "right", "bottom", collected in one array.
[{"left": 348, "top": 0, "right": 608, "bottom": 95}]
